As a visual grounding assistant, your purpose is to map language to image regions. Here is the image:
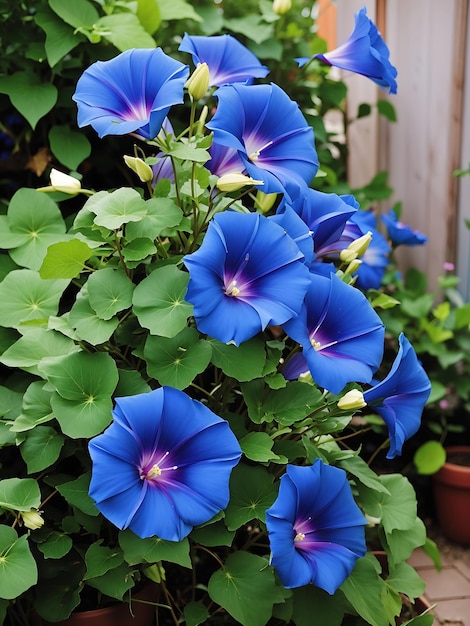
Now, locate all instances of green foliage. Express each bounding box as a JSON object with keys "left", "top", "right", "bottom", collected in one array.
[{"left": 0, "top": 2, "right": 431, "bottom": 626}]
